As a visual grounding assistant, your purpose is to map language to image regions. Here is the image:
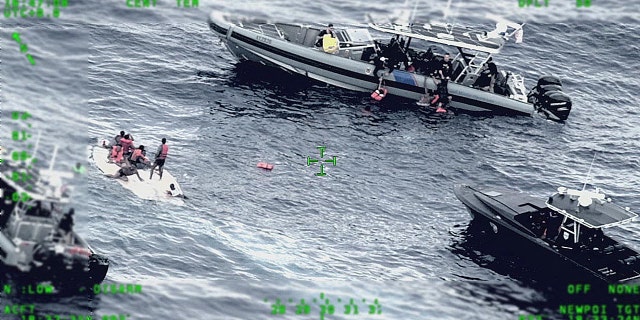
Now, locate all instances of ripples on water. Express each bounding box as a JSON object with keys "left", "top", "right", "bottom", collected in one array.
[{"left": 0, "top": 0, "right": 639, "bottom": 319}]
